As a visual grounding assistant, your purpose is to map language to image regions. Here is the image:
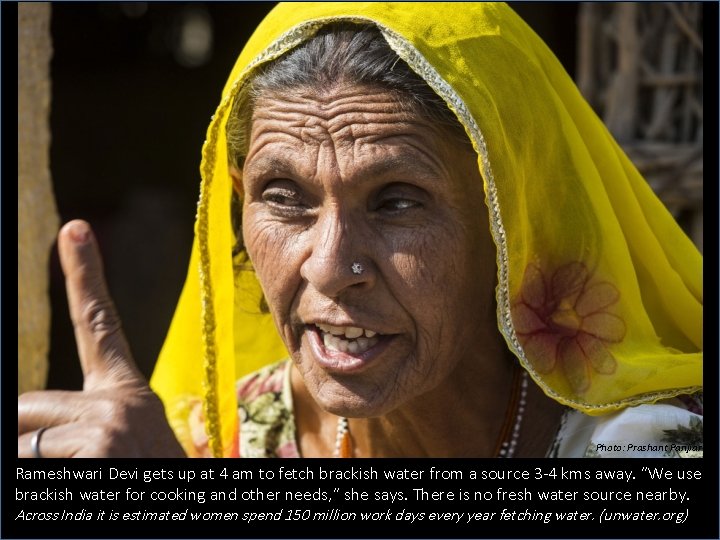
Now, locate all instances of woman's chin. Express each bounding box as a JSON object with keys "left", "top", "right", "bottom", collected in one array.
[
  {"left": 301, "top": 365, "right": 399, "bottom": 418},
  {"left": 313, "top": 388, "right": 399, "bottom": 419},
  {"left": 296, "top": 329, "right": 410, "bottom": 417}
]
